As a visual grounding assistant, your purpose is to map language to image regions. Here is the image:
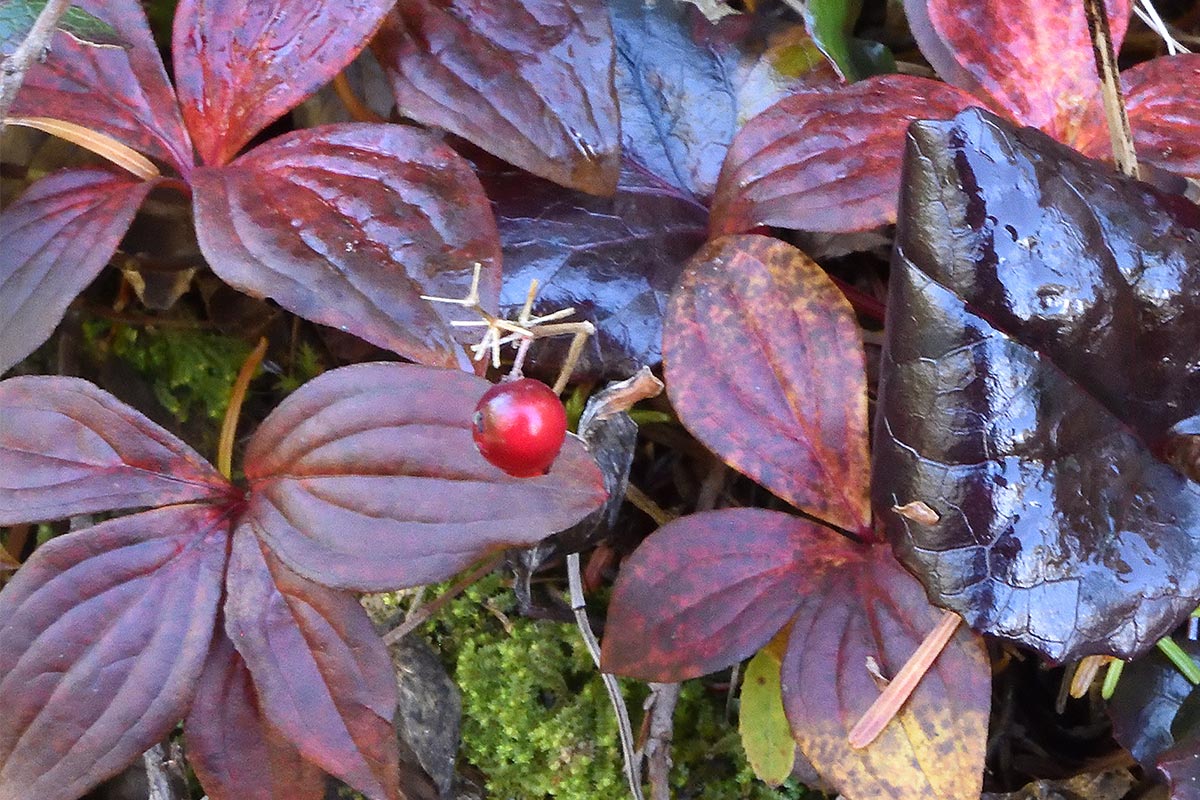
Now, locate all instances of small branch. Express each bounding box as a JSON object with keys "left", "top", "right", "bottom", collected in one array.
[
  {"left": 382, "top": 554, "right": 503, "bottom": 645},
  {"left": 0, "top": 0, "right": 73, "bottom": 125},
  {"left": 568, "top": 553, "right": 645, "bottom": 800},
  {"left": 644, "top": 682, "right": 680, "bottom": 800},
  {"left": 1082, "top": 0, "right": 1140, "bottom": 179}
]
